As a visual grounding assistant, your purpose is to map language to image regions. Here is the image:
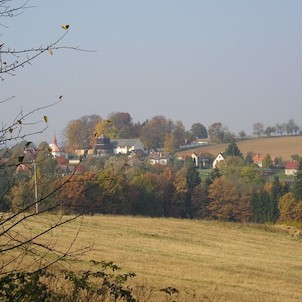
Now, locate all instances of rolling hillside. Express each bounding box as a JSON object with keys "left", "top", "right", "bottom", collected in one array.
[
  {"left": 177, "top": 135, "right": 302, "bottom": 161},
  {"left": 16, "top": 215, "right": 302, "bottom": 302}
]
